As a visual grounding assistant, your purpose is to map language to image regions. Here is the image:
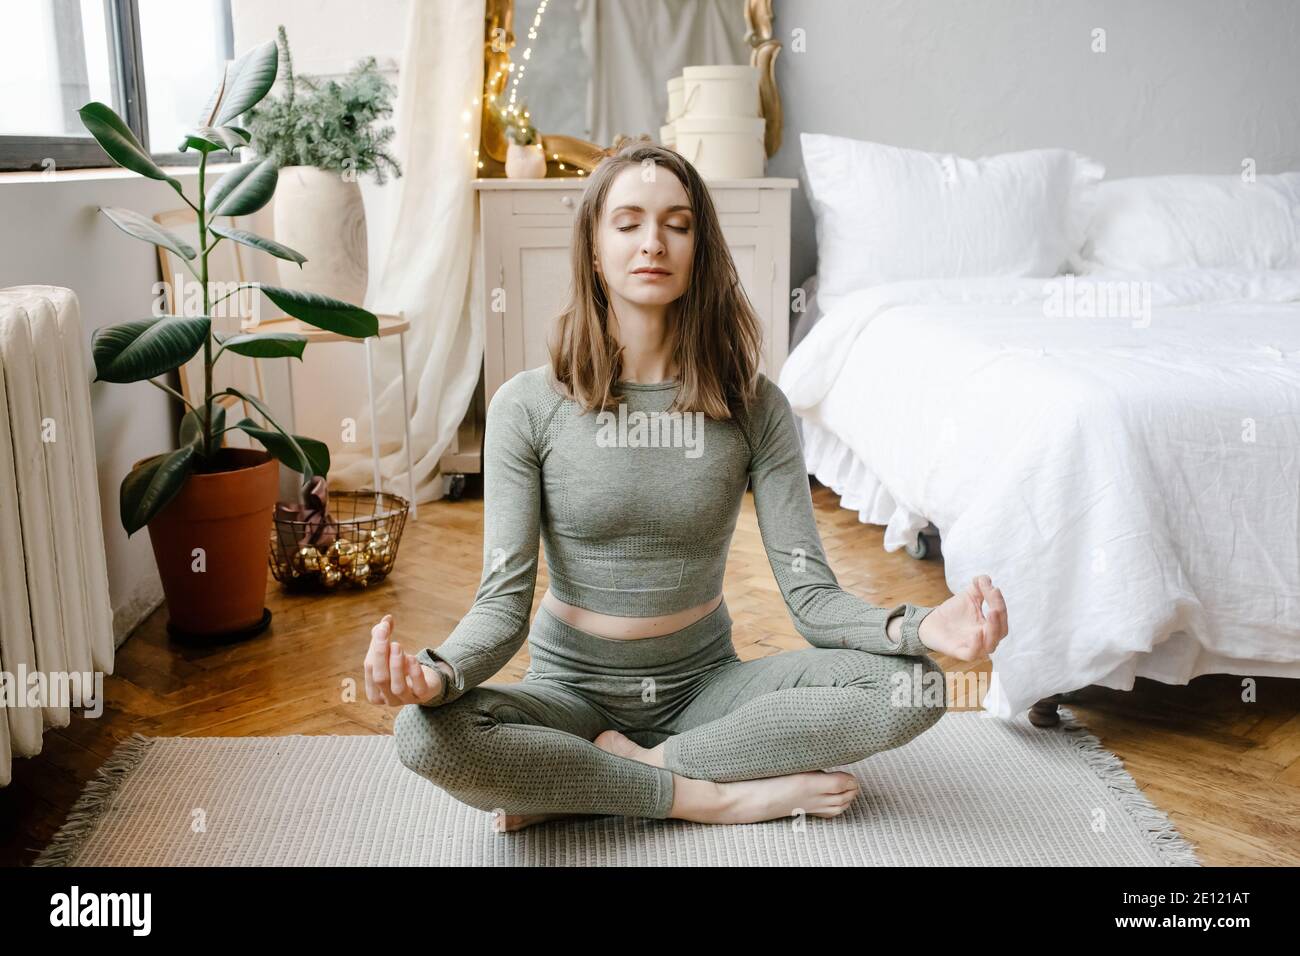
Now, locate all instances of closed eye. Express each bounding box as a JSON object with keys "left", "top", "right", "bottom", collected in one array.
[{"left": 617, "top": 225, "right": 690, "bottom": 232}]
